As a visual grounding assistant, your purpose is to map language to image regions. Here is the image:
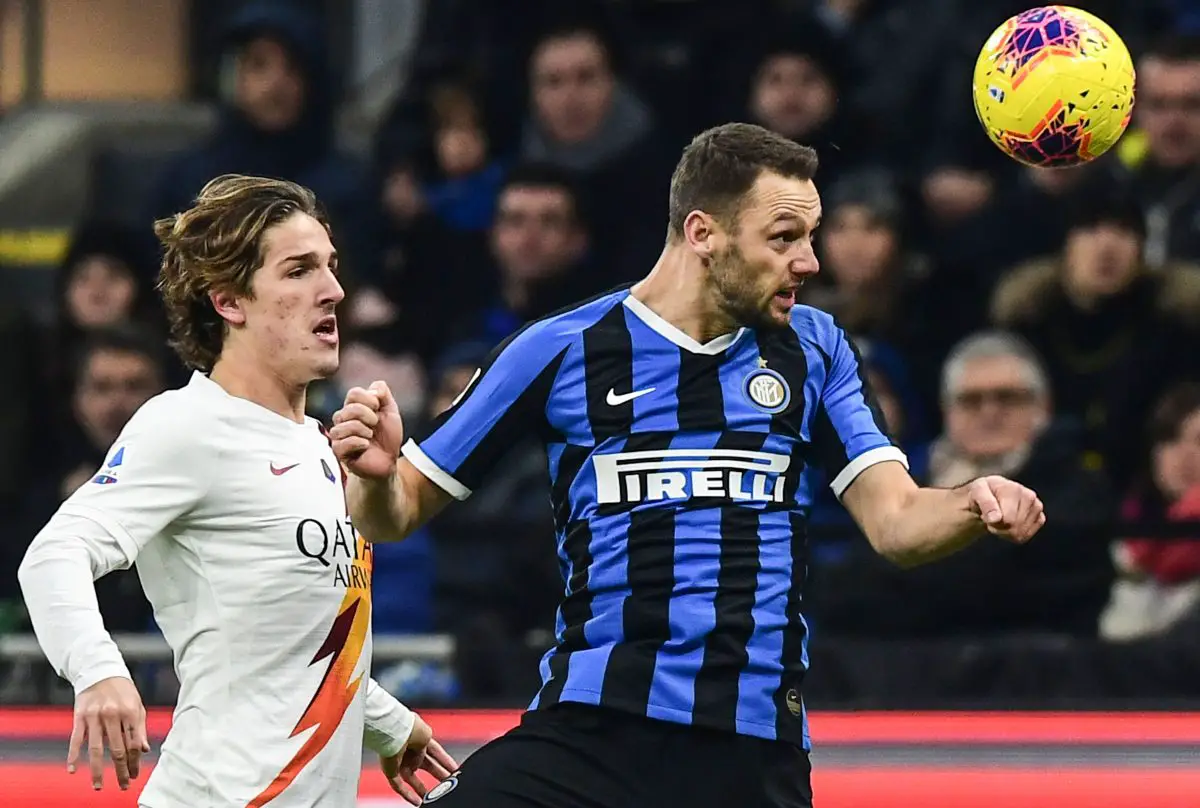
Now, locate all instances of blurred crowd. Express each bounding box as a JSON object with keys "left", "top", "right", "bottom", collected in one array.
[{"left": 5, "top": 0, "right": 1200, "bottom": 706}]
